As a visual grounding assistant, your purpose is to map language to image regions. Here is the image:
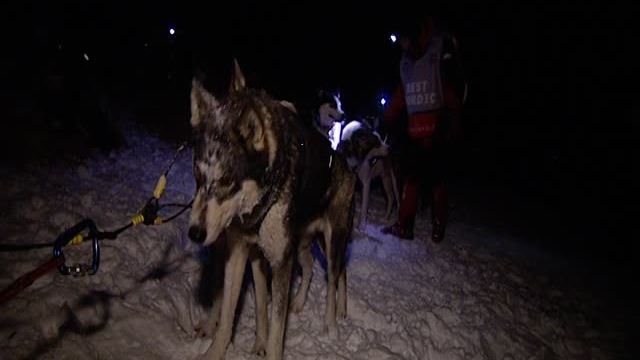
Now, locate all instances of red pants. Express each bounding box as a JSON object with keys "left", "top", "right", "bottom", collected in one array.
[
  {"left": 396, "top": 140, "right": 449, "bottom": 230},
  {"left": 398, "top": 176, "right": 448, "bottom": 229}
]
